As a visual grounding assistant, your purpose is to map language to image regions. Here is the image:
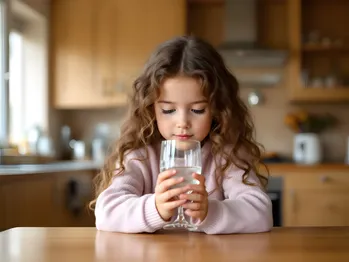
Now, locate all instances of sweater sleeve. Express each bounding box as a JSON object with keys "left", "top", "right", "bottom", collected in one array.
[
  {"left": 197, "top": 168, "right": 273, "bottom": 235},
  {"left": 95, "top": 154, "right": 166, "bottom": 233}
]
